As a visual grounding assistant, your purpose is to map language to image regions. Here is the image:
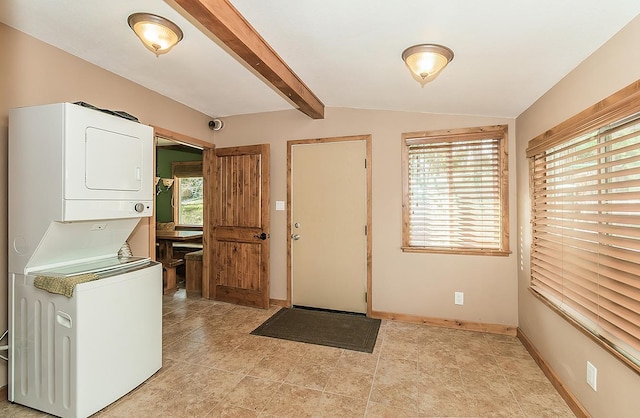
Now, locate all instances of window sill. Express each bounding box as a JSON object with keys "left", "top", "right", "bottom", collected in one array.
[
  {"left": 529, "top": 287, "right": 640, "bottom": 376},
  {"left": 401, "top": 246, "right": 511, "bottom": 256},
  {"left": 176, "top": 225, "right": 204, "bottom": 231}
]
